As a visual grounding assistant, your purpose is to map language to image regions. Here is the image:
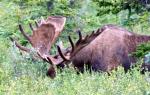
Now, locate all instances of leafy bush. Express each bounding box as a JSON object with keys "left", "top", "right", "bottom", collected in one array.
[
  {"left": 1, "top": 0, "right": 150, "bottom": 95},
  {"left": 132, "top": 42, "right": 150, "bottom": 58}
]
